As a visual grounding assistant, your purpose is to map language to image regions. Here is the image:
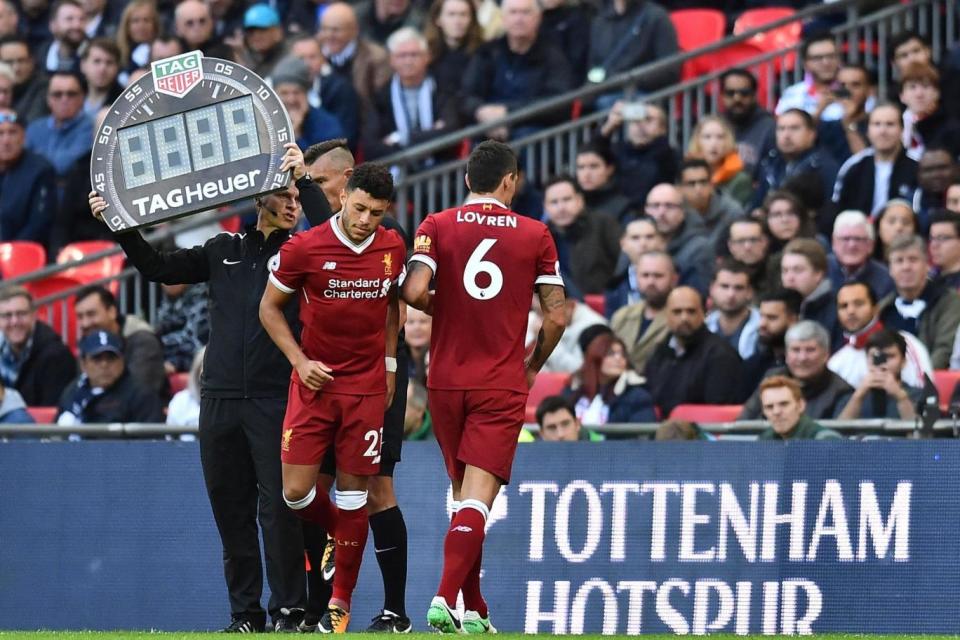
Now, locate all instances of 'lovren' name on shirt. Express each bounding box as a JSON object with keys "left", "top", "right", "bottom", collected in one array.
[{"left": 456, "top": 210, "right": 518, "bottom": 227}]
